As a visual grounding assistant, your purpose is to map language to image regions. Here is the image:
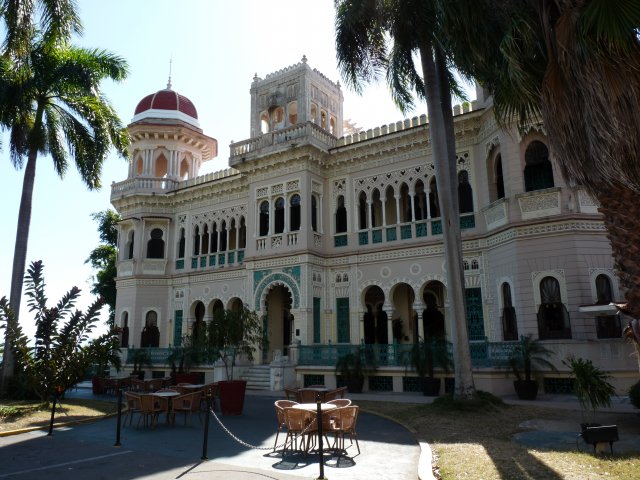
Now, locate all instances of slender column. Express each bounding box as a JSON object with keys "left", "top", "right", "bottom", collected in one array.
[
  {"left": 409, "top": 189, "right": 416, "bottom": 222},
  {"left": 381, "top": 196, "right": 387, "bottom": 227},
  {"left": 384, "top": 302, "right": 394, "bottom": 345},
  {"left": 415, "top": 302, "right": 426, "bottom": 340},
  {"left": 395, "top": 195, "right": 401, "bottom": 224},
  {"left": 367, "top": 200, "right": 373, "bottom": 230},
  {"left": 426, "top": 187, "right": 432, "bottom": 219}
]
